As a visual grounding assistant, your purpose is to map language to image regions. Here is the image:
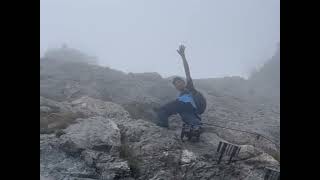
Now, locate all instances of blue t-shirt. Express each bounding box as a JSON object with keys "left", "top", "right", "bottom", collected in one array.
[{"left": 177, "top": 92, "right": 196, "bottom": 109}]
